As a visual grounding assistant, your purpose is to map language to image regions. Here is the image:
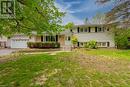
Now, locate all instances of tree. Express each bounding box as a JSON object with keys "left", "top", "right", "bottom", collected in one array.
[
  {"left": 113, "top": 28, "right": 130, "bottom": 49},
  {"left": 64, "top": 22, "right": 74, "bottom": 30},
  {"left": 97, "top": 0, "right": 130, "bottom": 49},
  {"left": 84, "top": 17, "right": 89, "bottom": 24},
  {"left": 0, "top": 0, "right": 64, "bottom": 36},
  {"left": 71, "top": 35, "right": 78, "bottom": 48},
  {"left": 96, "top": 0, "right": 130, "bottom": 28},
  {"left": 91, "top": 13, "right": 106, "bottom": 24}
]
